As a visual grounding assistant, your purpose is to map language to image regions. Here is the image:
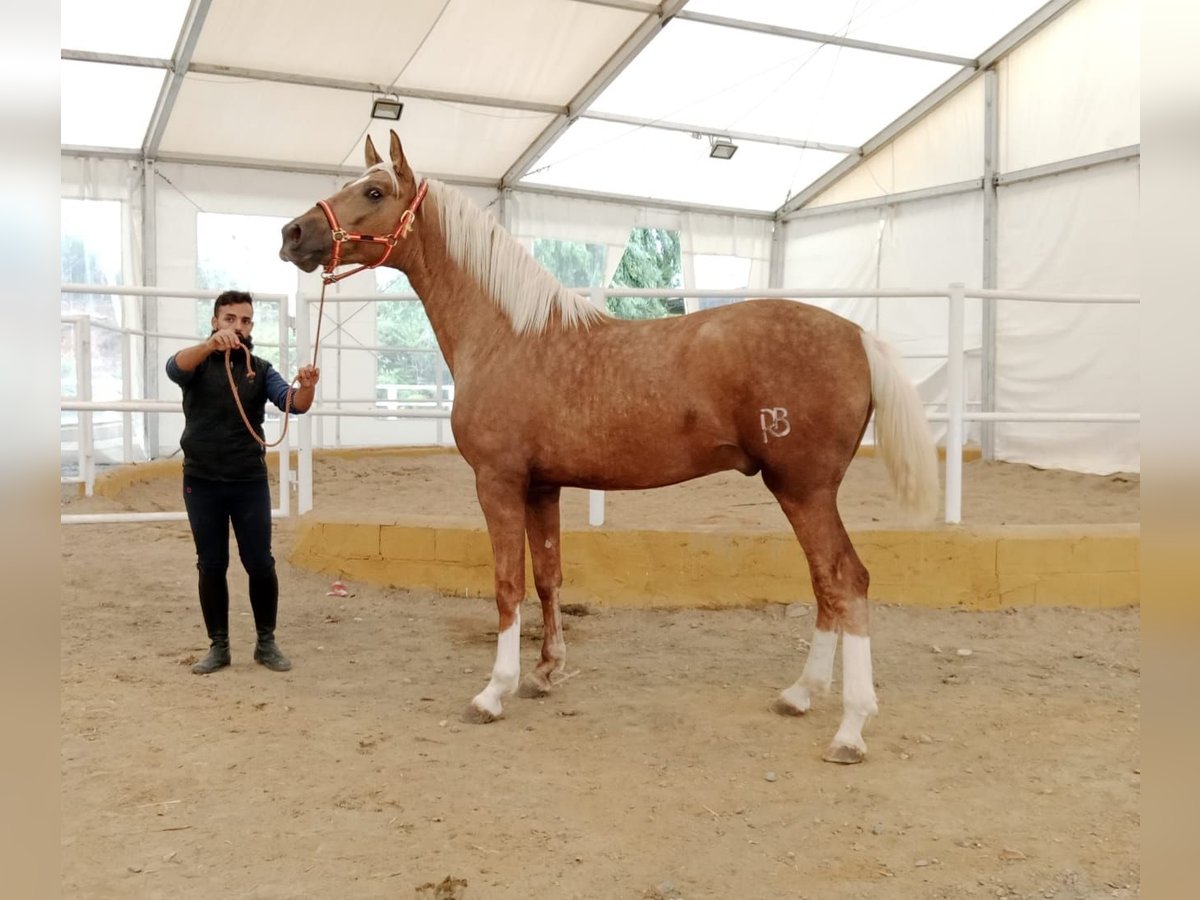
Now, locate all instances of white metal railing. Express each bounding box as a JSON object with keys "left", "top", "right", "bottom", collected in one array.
[
  {"left": 62, "top": 283, "right": 1138, "bottom": 527},
  {"left": 60, "top": 286, "right": 291, "bottom": 523}
]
